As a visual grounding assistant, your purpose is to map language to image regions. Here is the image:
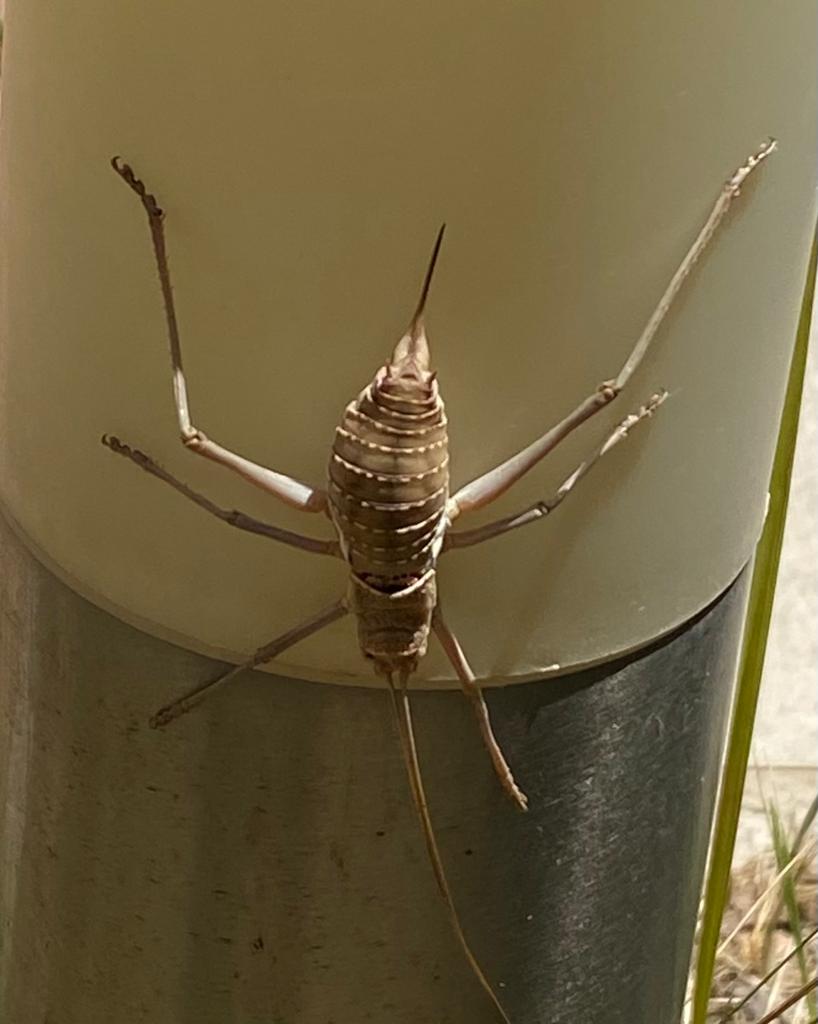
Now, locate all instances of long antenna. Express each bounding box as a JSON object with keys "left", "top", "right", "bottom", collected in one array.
[{"left": 387, "top": 672, "right": 512, "bottom": 1024}]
